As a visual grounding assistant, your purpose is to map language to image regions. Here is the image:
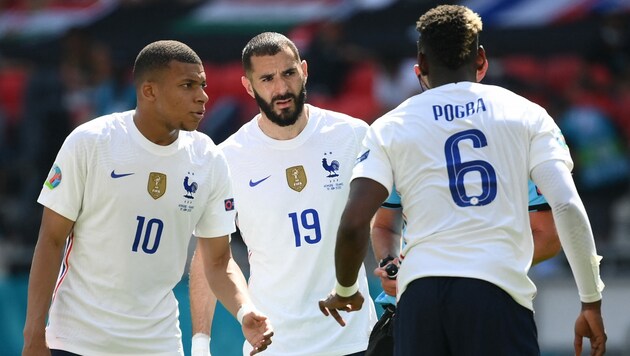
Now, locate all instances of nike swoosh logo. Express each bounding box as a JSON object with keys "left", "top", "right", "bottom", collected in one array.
[
  {"left": 249, "top": 175, "right": 271, "bottom": 187},
  {"left": 111, "top": 170, "right": 135, "bottom": 179}
]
